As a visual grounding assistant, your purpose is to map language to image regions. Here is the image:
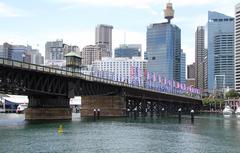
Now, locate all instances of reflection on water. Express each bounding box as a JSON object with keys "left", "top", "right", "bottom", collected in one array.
[{"left": 0, "top": 113, "right": 240, "bottom": 153}]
